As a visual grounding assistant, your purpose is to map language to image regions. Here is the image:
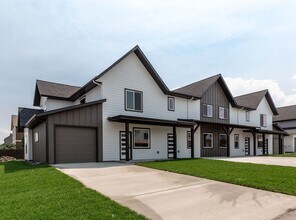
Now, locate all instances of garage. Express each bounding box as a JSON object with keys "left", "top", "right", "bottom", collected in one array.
[{"left": 55, "top": 126, "right": 97, "bottom": 163}]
